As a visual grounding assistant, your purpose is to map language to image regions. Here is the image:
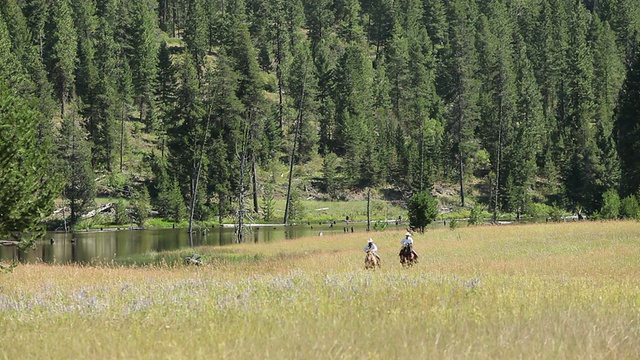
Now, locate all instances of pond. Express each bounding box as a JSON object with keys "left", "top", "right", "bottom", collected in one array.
[{"left": 0, "top": 220, "right": 411, "bottom": 264}]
